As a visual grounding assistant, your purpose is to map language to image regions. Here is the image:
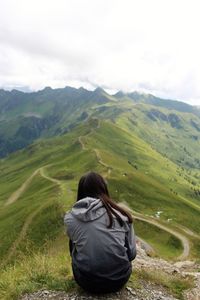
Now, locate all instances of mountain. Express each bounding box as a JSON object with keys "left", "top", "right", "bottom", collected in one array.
[
  {"left": 0, "top": 87, "right": 200, "bottom": 162},
  {"left": 0, "top": 87, "right": 200, "bottom": 299},
  {"left": 0, "top": 86, "right": 112, "bottom": 157},
  {"left": 1, "top": 86, "right": 200, "bottom": 170}
]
